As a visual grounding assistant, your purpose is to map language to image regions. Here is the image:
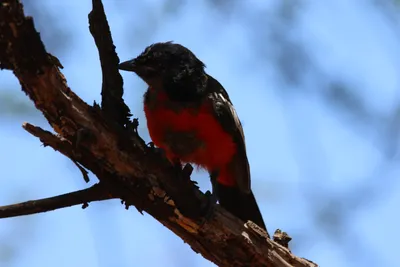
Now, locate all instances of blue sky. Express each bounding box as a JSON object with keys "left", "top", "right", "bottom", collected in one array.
[{"left": 1, "top": 1, "right": 399, "bottom": 266}]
